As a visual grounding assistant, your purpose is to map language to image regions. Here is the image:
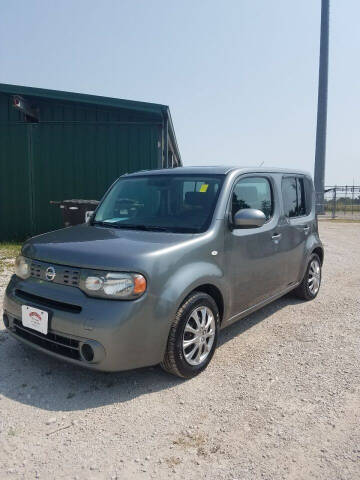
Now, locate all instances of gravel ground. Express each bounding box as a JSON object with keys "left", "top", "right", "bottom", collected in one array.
[{"left": 0, "top": 222, "right": 359, "bottom": 480}]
